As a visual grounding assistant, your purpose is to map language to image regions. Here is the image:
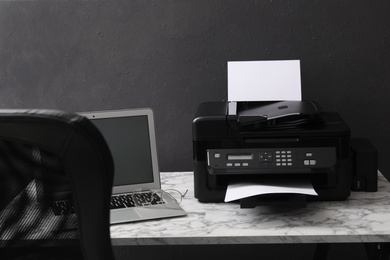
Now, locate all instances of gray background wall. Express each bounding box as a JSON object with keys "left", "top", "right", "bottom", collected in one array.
[{"left": 0, "top": 0, "right": 389, "bottom": 178}]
